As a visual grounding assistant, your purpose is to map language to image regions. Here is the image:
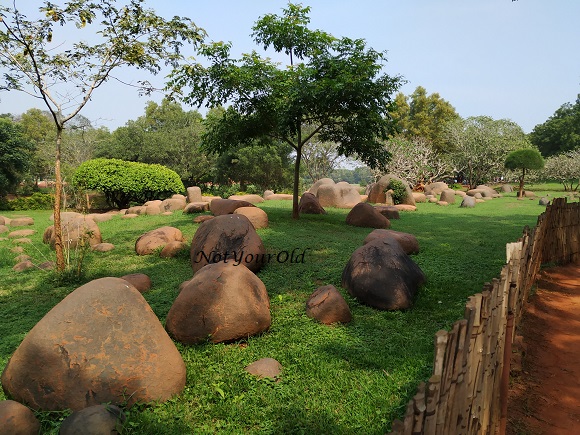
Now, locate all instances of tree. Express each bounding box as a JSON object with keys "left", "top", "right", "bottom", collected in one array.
[
  {"left": 0, "top": 1, "right": 203, "bottom": 271},
  {"left": 530, "top": 95, "right": 580, "bottom": 157},
  {"left": 168, "top": 3, "right": 402, "bottom": 218},
  {"left": 542, "top": 150, "right": 580, "bottom": 192},
  {"left": 390, "top": 86, "right": 460, "bottom": 152},
  {"left": 18, "top": 108, "right": 56, "bottom": 185},
  {"left": 0, "top": 117, "right": 34, "bottom": 197},
  {"left": 301, "top": 139, "right": 345, "bottom": 184},
  {"left": 504, "top": 148, "right": 545, "bottom": 198},
  {"left": 444, "top": 116, "right": 531, "bottom": 188},
  {"left": 97, "top": 98, "right": 213, "bottom": 186}
]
